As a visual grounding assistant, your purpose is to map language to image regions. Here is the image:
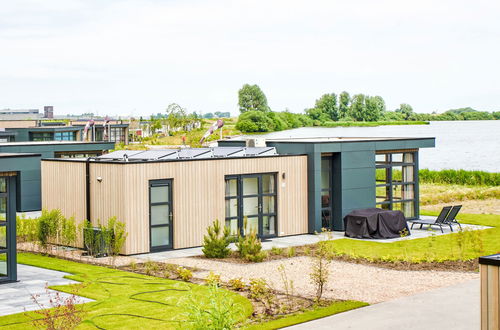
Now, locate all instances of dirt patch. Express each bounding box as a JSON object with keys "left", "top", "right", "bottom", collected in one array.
[{"left": 421, "top": 199, "right": 500, "bottom": 215}]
